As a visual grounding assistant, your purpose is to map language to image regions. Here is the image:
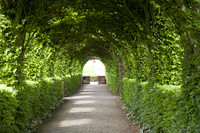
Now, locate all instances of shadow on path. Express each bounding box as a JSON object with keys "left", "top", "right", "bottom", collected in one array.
[{"left": 36, "top": 84, "right": 135, "bottom": 133}]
